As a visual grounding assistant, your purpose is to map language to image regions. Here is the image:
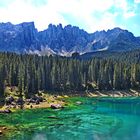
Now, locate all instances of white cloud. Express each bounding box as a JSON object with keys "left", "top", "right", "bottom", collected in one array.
[
  {"left": 0, "top": 0, "right": 137, "bottom": 33},
  {"left": 0, "top": 0, "right": 68, "bottom": 30},
  {"left": 124, "top": 11, "right": 136, "bottom": 18},
  {"left": 114, "top": 0, "right": 128, "bottom": 11},
  {"left": 134, "top": 0, "right": 140, "bottom": 3},
  {"left": 114, "top": 0, "right": 136, "bottom": 19}
]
